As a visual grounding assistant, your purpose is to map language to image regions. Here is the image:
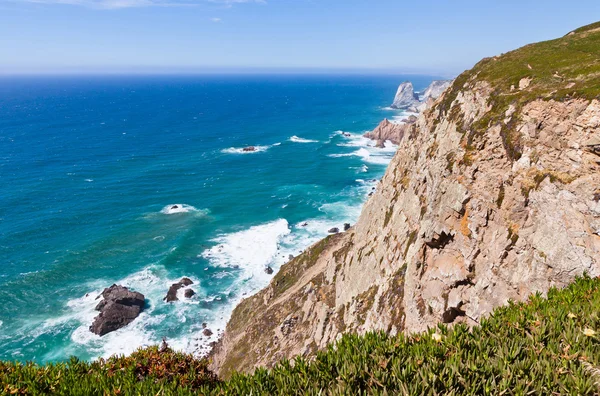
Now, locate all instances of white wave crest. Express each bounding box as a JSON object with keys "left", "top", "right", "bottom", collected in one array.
[
  {"left": 221, "top": 143, "right": 280, "bottom": 154},
  {"left": 289, "top": 135, "right": 318, "bottom": 143},
  {"left": 160, "top": 204, "right": 204, "bottom": 215},
  {"left": 201, "top": 219, "right": 290, "bottom": 282}
]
